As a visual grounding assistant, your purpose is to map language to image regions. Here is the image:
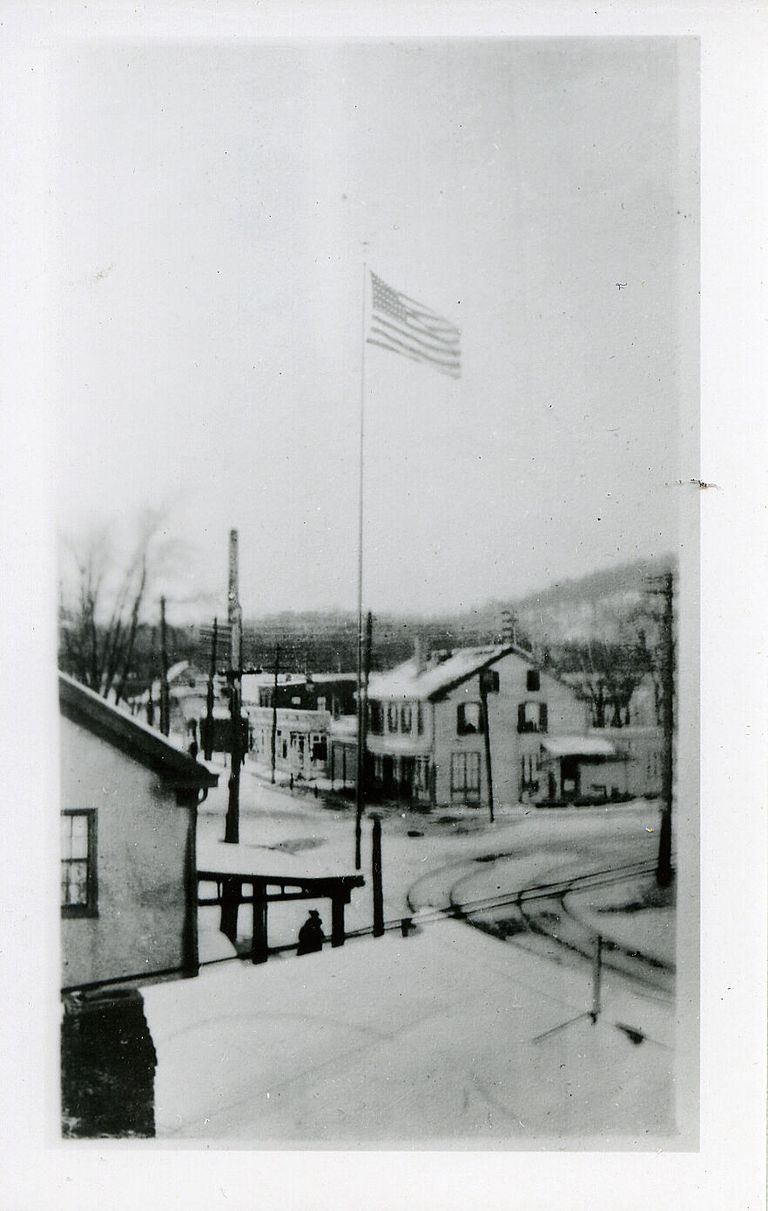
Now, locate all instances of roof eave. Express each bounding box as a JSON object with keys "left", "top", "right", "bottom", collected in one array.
[
  {"left": 59, "top": 675, "right": 219, "bottom": 792},
  {"left": 428, "top": 646, "right": 516, "bottom": 701}
]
